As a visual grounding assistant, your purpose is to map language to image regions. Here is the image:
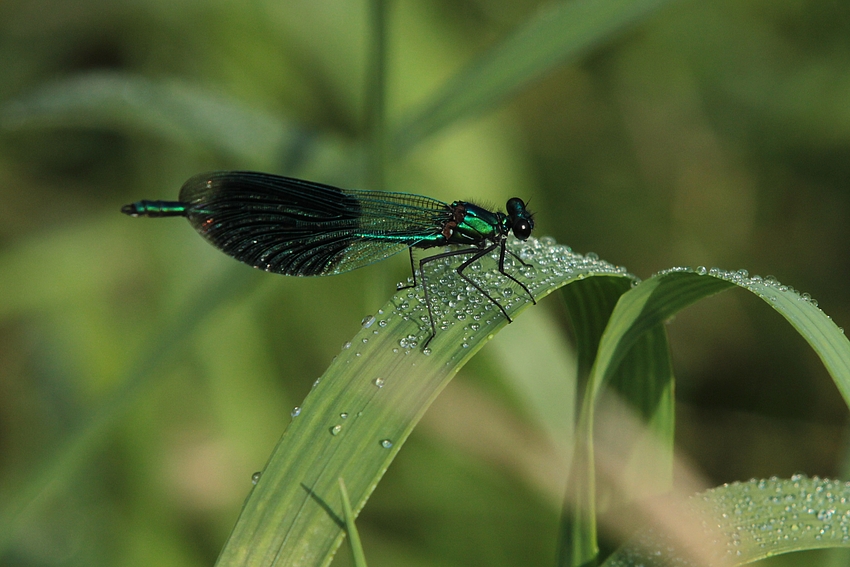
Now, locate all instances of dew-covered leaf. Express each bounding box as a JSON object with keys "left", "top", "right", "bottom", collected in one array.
[
  {"left": 215, "top": 237, "right": 634, "bottom": 567},
  {"left": 602, "top": 476, "right": 850, "bottom": 566},
  {"left": 563, "top": 267, "right": 850, "bottom": 567}
]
